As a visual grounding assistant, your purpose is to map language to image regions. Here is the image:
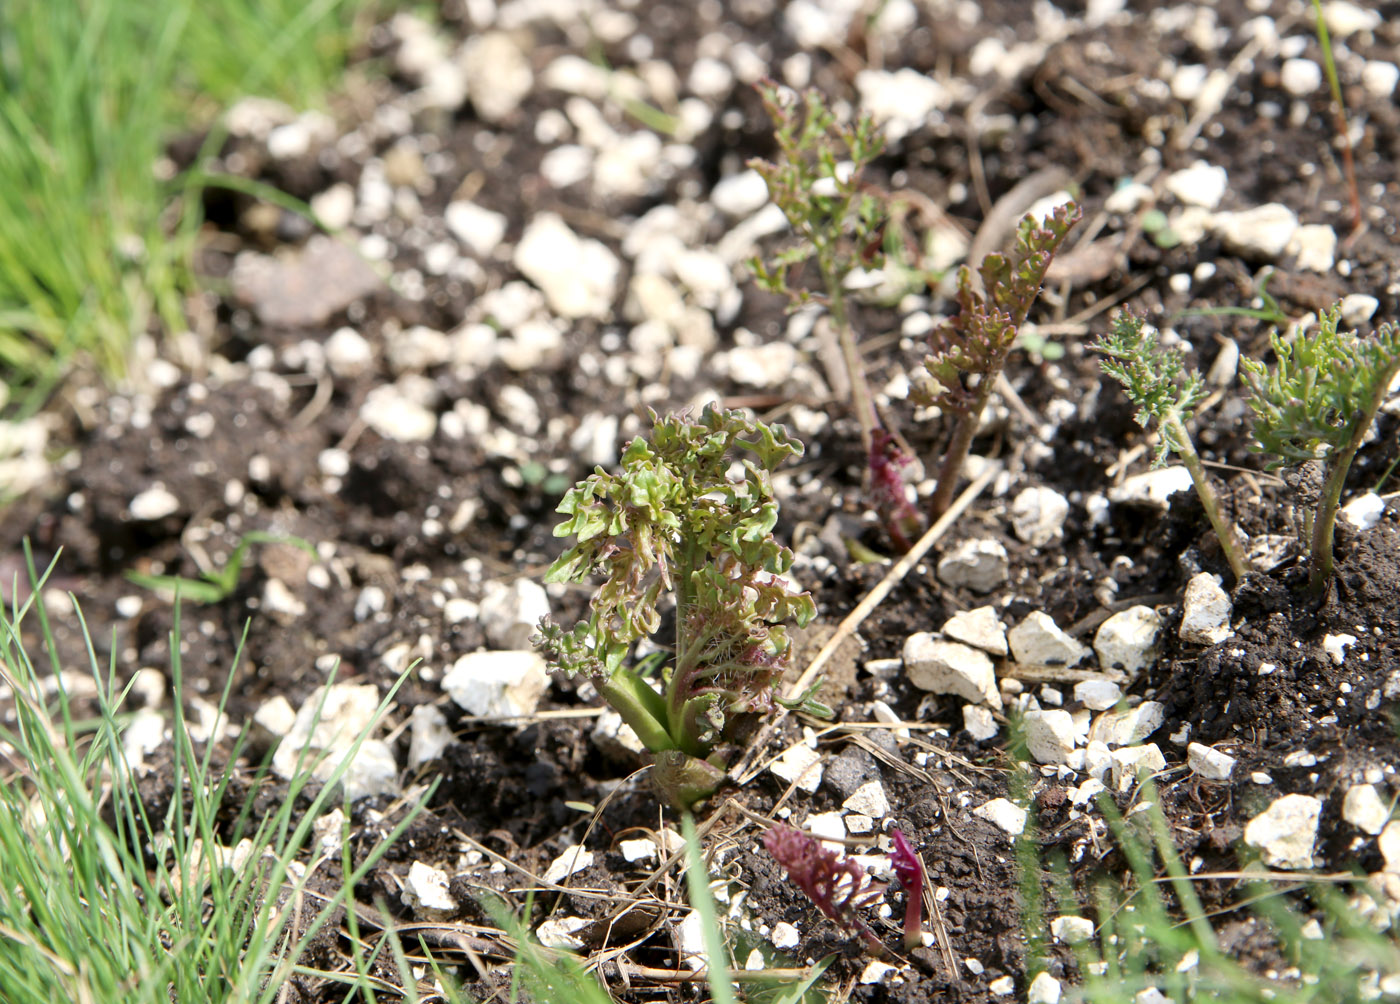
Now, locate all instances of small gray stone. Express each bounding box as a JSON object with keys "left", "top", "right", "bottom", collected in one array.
[
  {"left": 1211, "top": 203, "right": 1299, "bottom": 261},
  {"left": 1340, "top": 294, "right": 1380, "bottom": 326},
  {"left": 711, "top": 169, "right": 770, "bottom": 216},
  {"left": 361, "top": 384, "right": 437, "bottom": 442},
  {"left": 271, "top": 683, "right": 398, "bottom": 799},
  {"left": 1092, "top": 701, "right": 1165, "bottom": 747},
  {"left": 1009, "top": 612, "right": 1090, "bottom": 667},
  {"left": 1164, "top": 160, "right": 1227, "bottom": 209},
  {"left": 231, "top": 236, "right": 382, "bottom": 329},
  {"left": 823, "top": 745, "right": 878, "bottom": 801},
  {"left": 937, "top": 539, "right": 1009, "bottom": 593},
  {"left": 1340, "top": 492, "right": 1385, "bottom": 531}
]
